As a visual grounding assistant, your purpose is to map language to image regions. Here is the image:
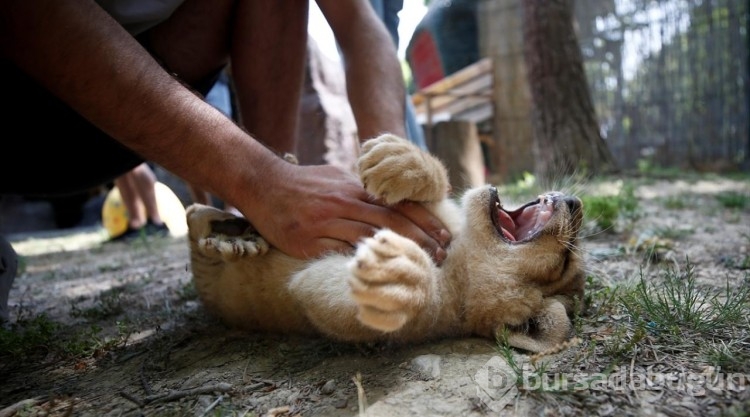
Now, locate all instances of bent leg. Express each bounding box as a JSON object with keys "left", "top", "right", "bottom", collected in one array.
[
  {"left": 114, "top": 169, "right": 147, "bottom": 230},
  {"left": 129, "top": 164, "right": 163, "bottom": 225},
  {"left": 142, "top": 0, "right": 235, "bottom": 92},
  {"left": 230, "top": 0, "right": 309, "bottom": 155}
]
